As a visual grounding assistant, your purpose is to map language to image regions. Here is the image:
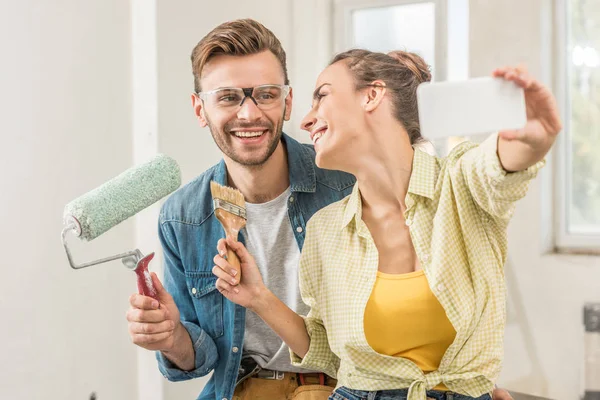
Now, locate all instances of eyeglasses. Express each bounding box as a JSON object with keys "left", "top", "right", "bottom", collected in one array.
[{"left": 197, "top": 84, "right": 290, "bottom": 111}]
